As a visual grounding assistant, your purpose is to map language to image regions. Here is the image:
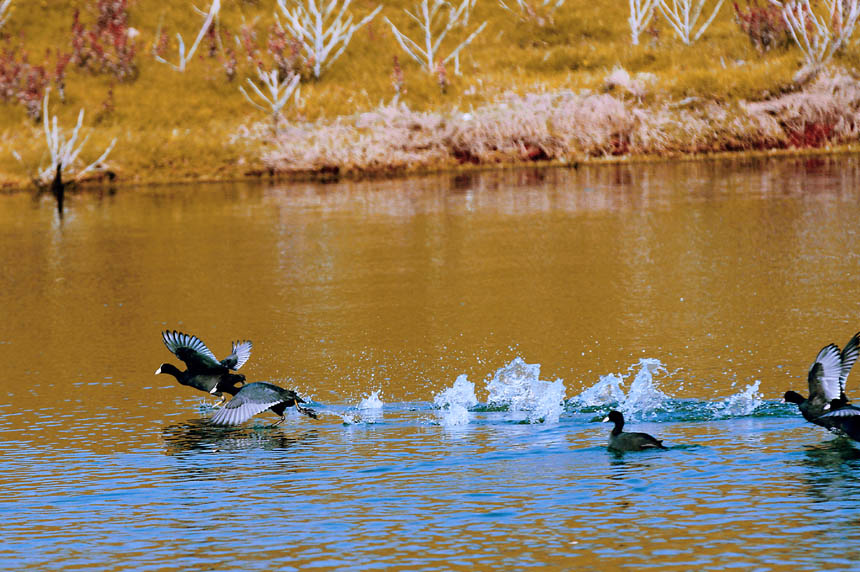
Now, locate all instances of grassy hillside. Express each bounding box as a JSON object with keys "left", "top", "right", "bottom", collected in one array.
[{"left": 0, "top": 0, "right": 854, "bottom": 188}]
